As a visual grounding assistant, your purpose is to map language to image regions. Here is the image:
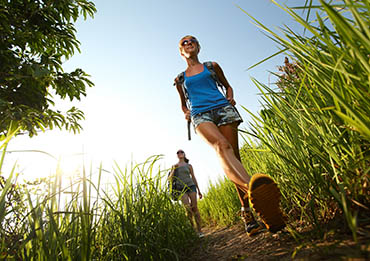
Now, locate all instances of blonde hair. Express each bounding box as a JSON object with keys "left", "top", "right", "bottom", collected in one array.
[{"left": 179, "top": 35, "right": 201, "bottom": 55}]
